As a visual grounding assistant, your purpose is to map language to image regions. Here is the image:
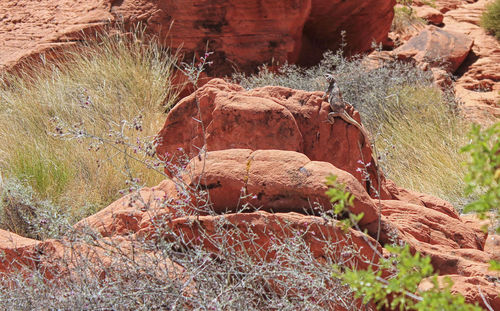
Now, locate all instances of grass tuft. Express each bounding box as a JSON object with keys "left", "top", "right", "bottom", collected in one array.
[
  {"left": 234, "top": 51, "right": 474, "bottom": 210},
  {"left": 391, "top": 5, "right": 427, "bottom": 35},
  {"left": 481, "top": 0, "right": 500, "bottom": 39},
  {"left": 0, "top": 26, "right": 178, "bottom": 225}
]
